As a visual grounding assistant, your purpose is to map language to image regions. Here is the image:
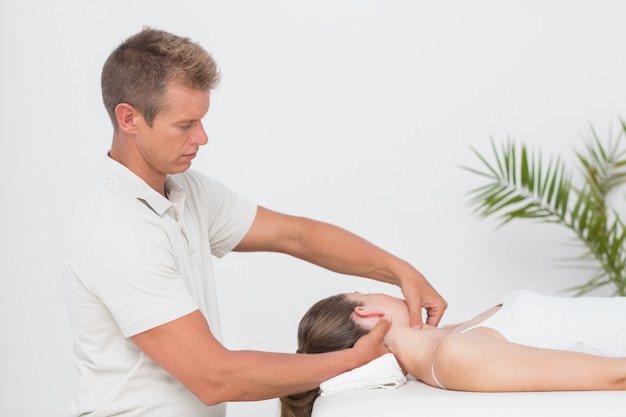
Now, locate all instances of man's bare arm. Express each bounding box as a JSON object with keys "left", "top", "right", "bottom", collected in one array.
[{"left": 132, "top": 310, "right": 391, "bottom": 405}]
